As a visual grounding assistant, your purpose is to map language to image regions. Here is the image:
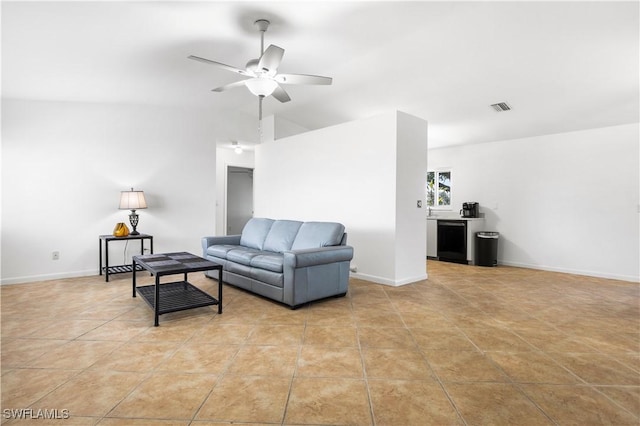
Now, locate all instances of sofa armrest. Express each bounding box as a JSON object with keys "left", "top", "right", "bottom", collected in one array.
[
  {"left": 284, "top": 245, "right": 354, "bottom": 269},
  {"left": 201, "top": 235, "right": 241, "bottom": 252}
]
